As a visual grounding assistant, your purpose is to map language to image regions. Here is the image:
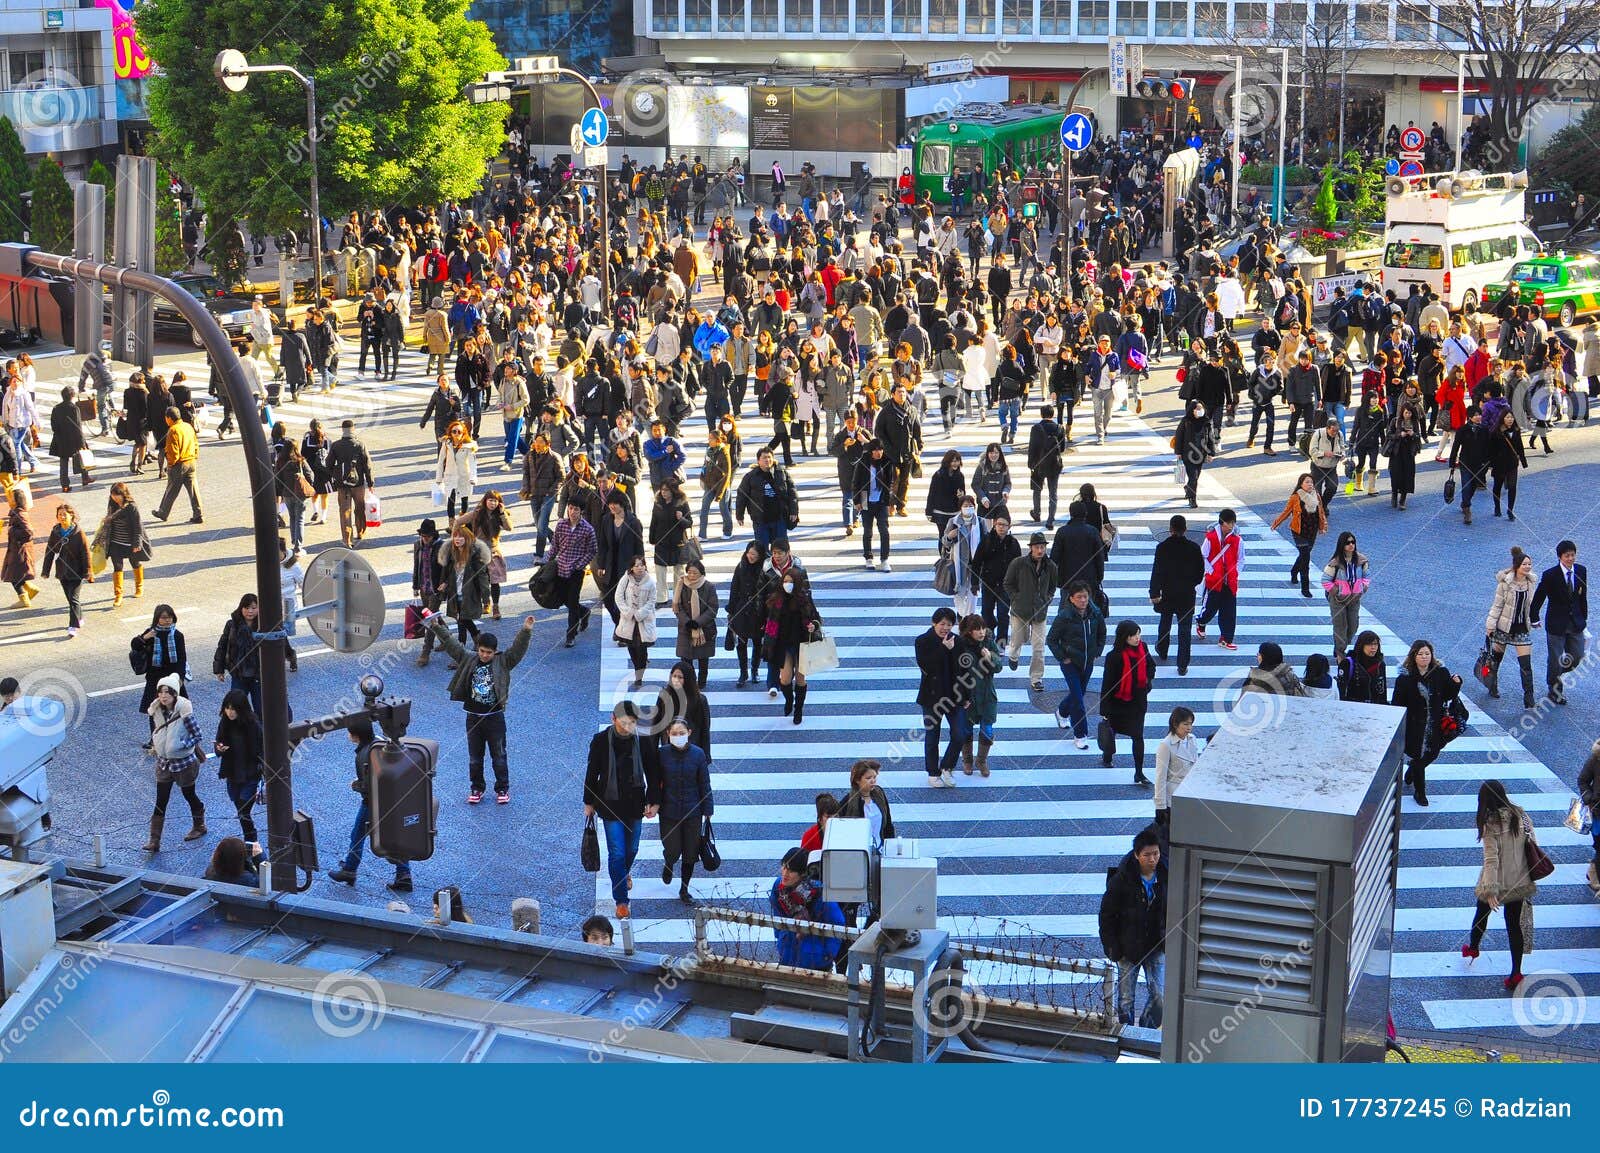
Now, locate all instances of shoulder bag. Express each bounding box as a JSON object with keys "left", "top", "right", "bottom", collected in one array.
[
  {"left": 580, "top": 815, "right": 601, "bottom": 873},
  {"left": 698, "top": 817, "right": 722, "bottom": 872}
]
